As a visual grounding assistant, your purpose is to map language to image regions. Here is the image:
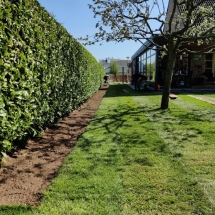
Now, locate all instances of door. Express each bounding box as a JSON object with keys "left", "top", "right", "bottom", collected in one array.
[{"left": 204, "top": 53, "right": 213, "bottom": 81}]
